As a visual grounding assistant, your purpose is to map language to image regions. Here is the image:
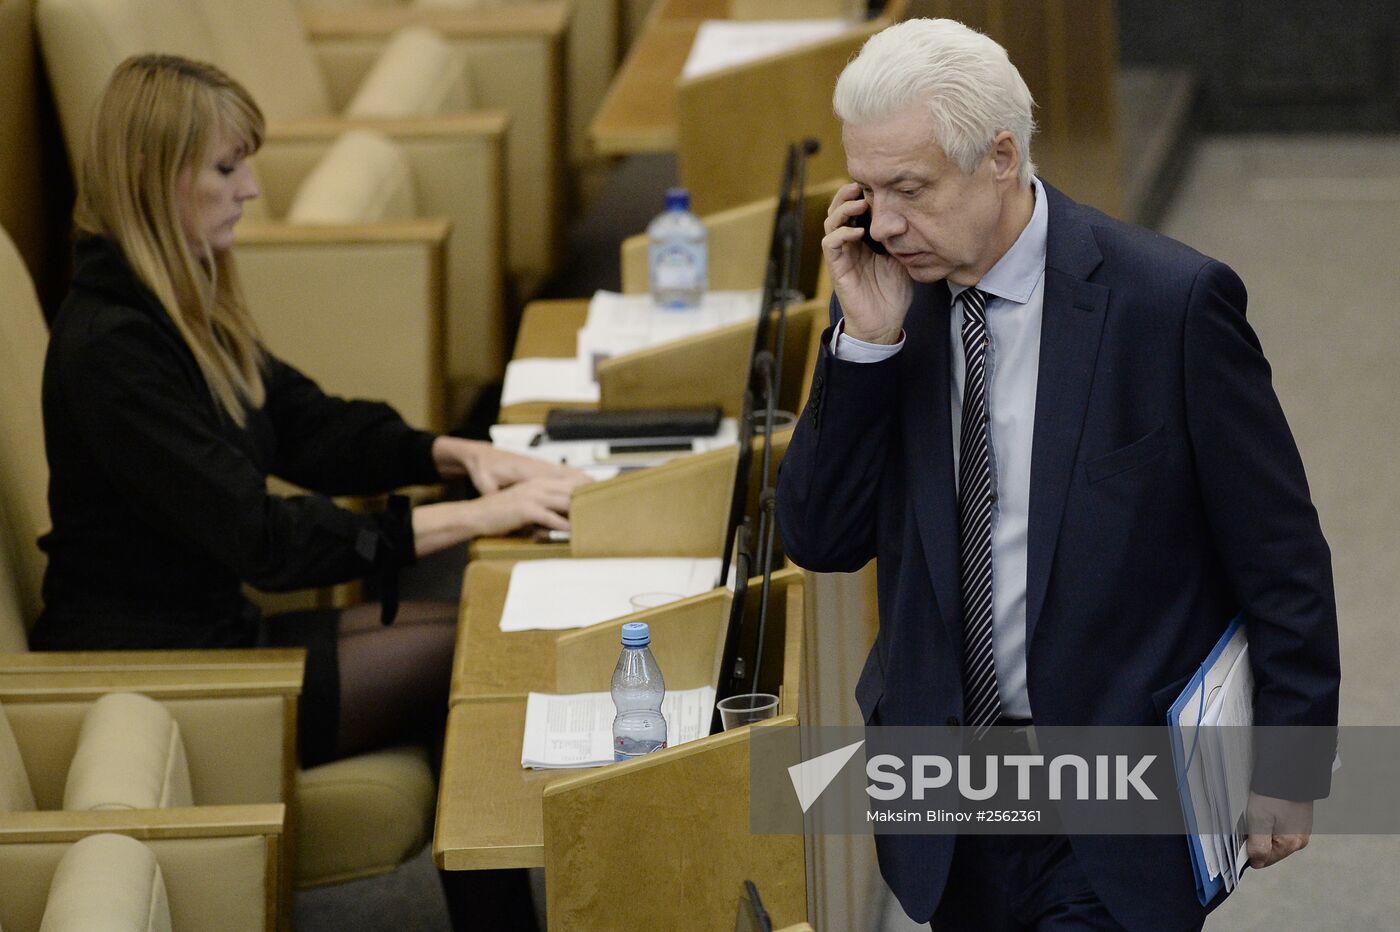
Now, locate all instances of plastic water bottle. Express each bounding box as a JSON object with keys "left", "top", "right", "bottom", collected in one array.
[
  {"left": 612, "top": 621, "right": 667, "bottom": 760},
  {"left": 647, "top": 187, "right": 707, "bottom": 309}
]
